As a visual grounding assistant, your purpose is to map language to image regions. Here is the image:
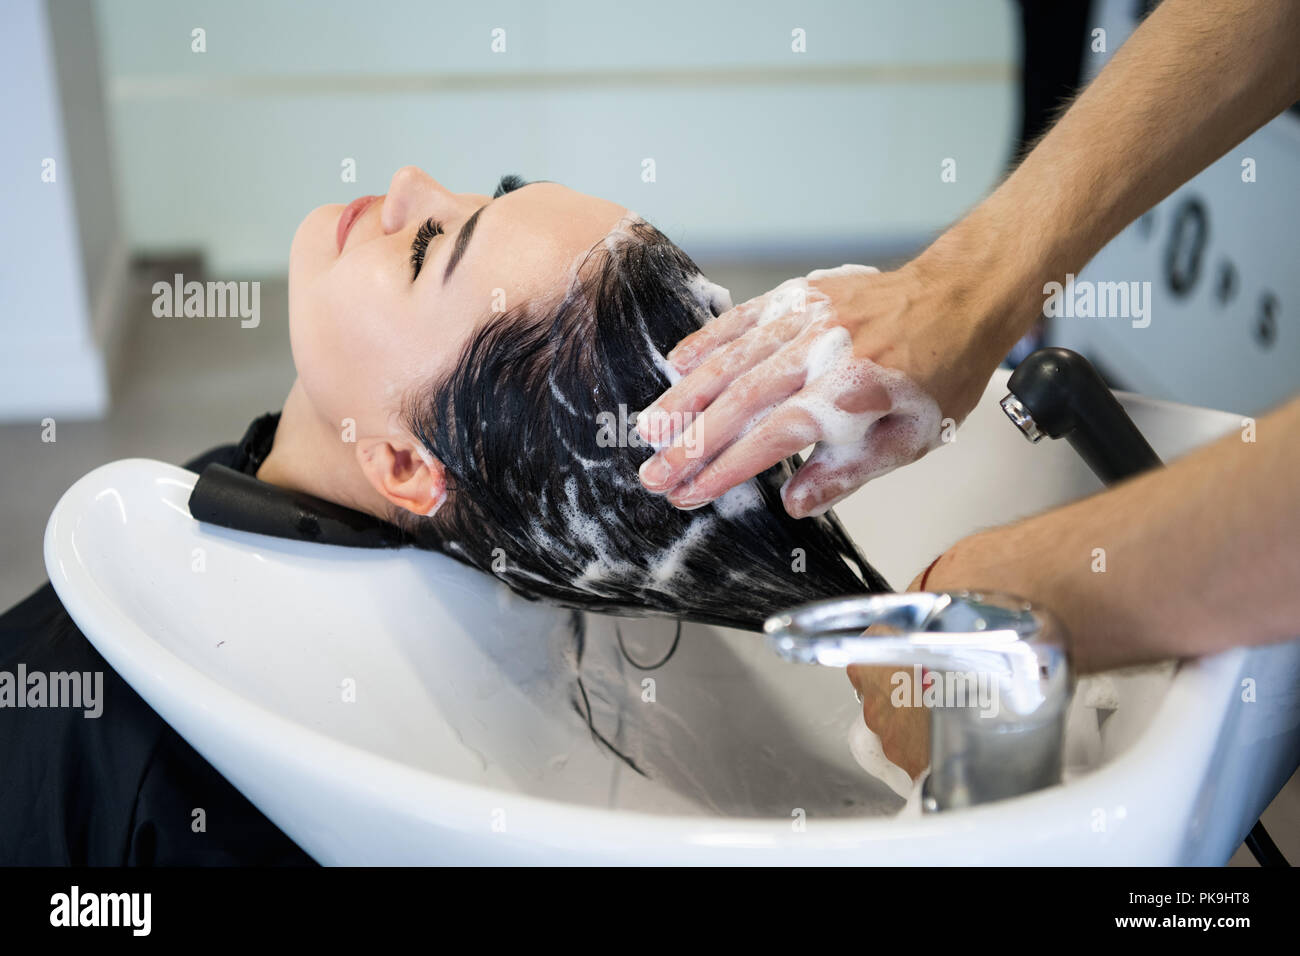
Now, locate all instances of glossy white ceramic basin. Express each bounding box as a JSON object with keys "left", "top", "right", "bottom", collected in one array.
[{"left": 44, "top": 370, "right": 1300, "bottom": 863}]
